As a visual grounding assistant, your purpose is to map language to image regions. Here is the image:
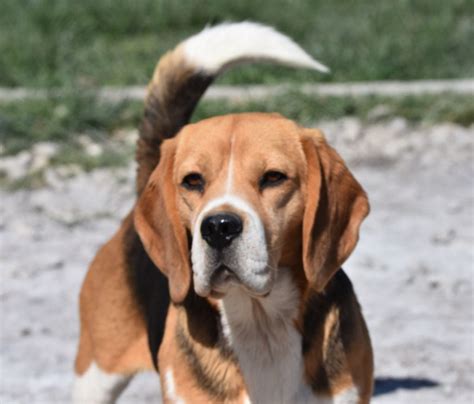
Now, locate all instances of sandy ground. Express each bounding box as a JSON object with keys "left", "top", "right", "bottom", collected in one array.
[{"left": 1, "top": 117, "right": 473, "bottom": 403}]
